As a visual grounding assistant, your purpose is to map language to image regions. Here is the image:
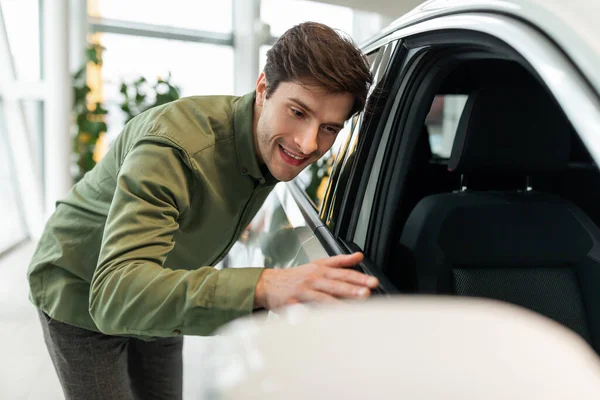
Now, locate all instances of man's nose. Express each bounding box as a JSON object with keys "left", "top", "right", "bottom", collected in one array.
[{"left": 294, "top": 125, "right": 319, "bottom": 155}]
